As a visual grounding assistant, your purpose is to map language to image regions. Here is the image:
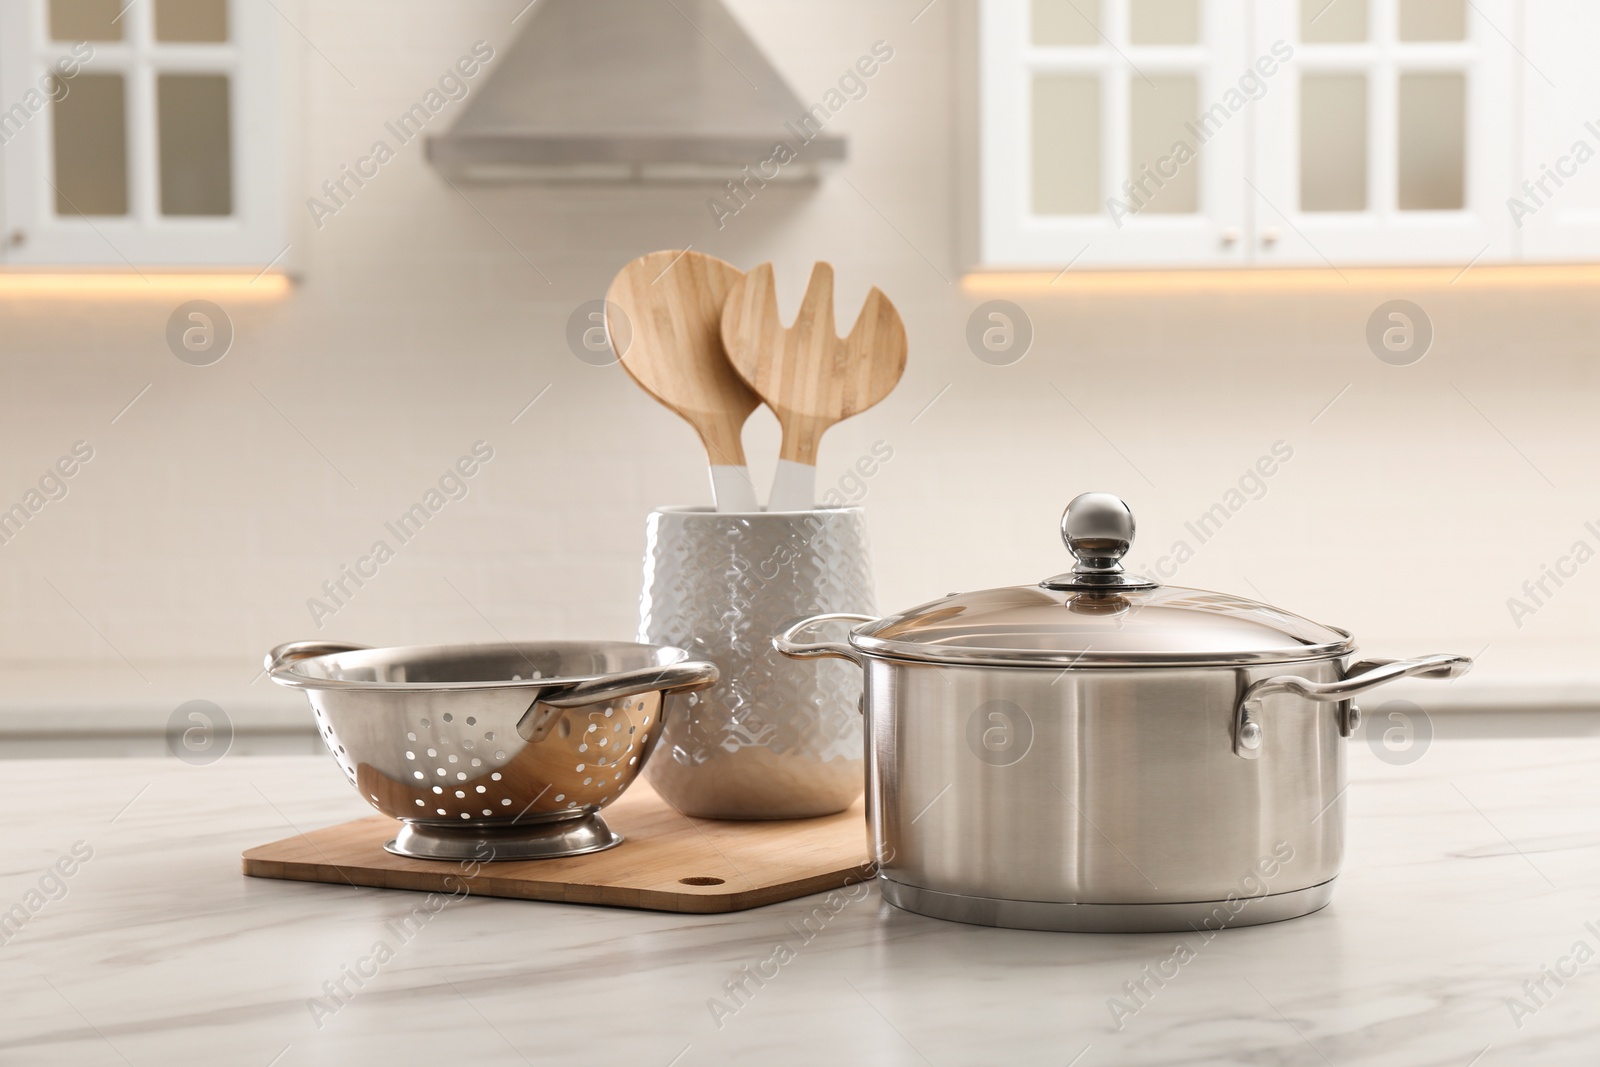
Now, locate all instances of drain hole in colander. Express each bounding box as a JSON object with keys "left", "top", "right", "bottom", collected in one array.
[{"left": 679, "top": 877, "right": 725, "bottom": 886}]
